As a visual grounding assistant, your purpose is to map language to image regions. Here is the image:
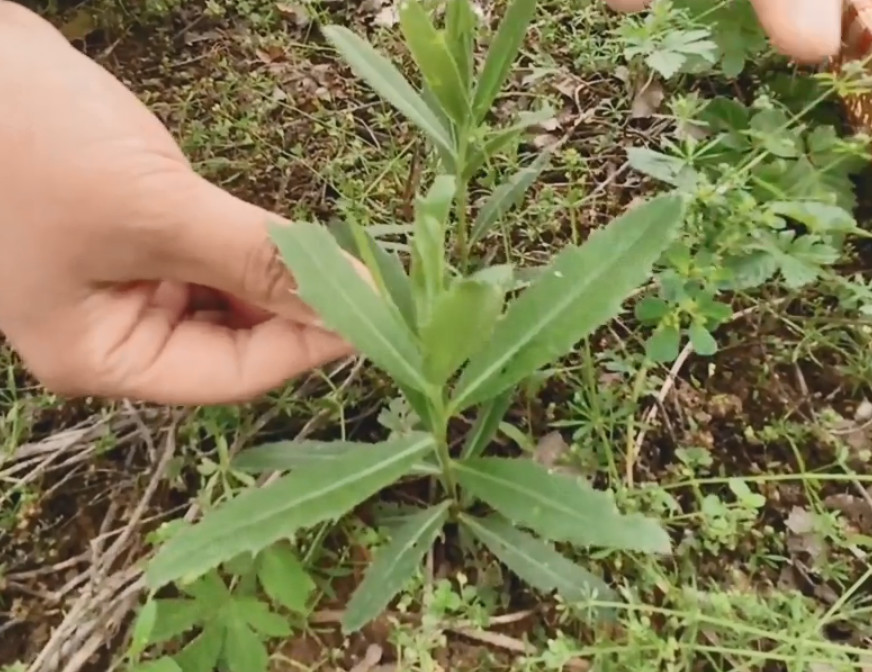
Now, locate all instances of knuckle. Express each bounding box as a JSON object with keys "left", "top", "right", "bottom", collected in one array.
[{"left": 240, "top": 239, "right": 293, "bottom": 305}]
